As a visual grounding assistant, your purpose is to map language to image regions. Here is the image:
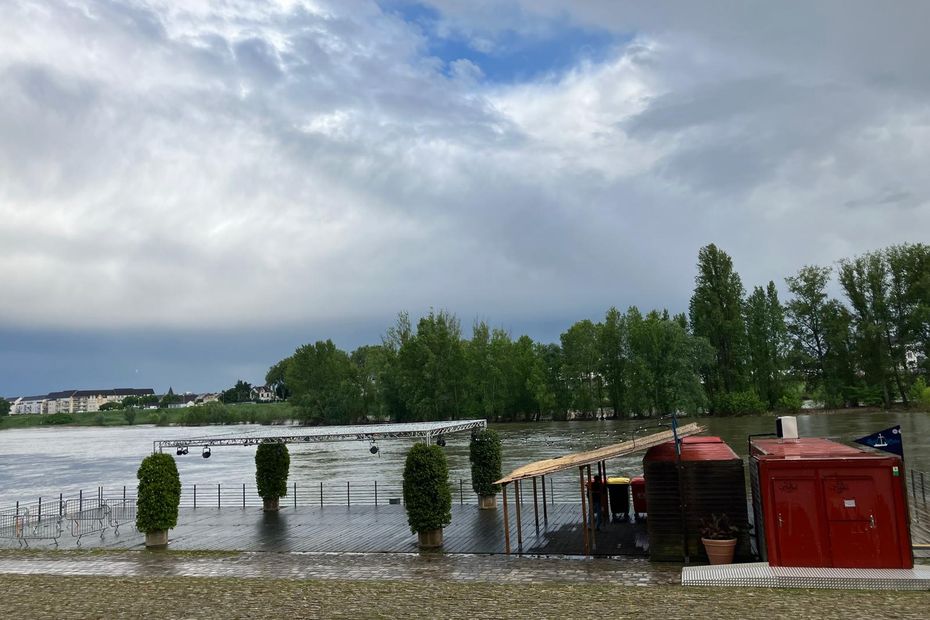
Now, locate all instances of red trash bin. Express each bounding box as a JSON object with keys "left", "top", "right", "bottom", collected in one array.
[{"left": 631, "top": 476, "right": 647, "bottom": 518}]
